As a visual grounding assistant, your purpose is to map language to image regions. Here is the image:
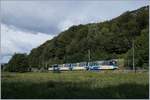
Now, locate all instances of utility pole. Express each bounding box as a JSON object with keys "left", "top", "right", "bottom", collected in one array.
[
  {"left": 87, "top": 49, "right": 91, "bottom": 67},
  {"left": 45, "top": 61, "right": 47, "bottom": 70},
  {"left": 132, "top": 38, "right": 135, "bottom": 72},
  {"left": 88, "top": 49, "right": 91, "bottom": 62}
]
